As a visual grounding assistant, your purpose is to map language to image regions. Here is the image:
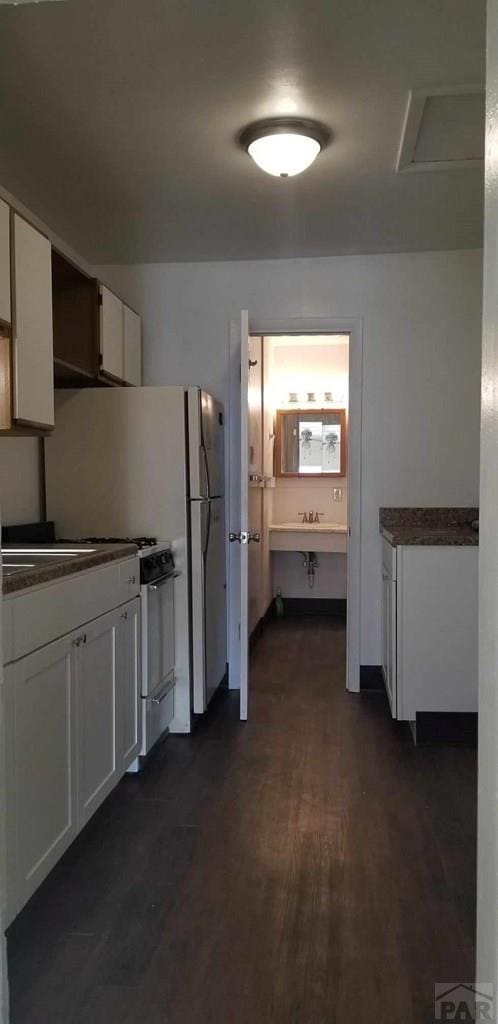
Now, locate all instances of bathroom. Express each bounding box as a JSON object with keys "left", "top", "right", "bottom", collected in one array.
[{"left": 247, "top": 333, "right": 349, "bottom": 636}]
